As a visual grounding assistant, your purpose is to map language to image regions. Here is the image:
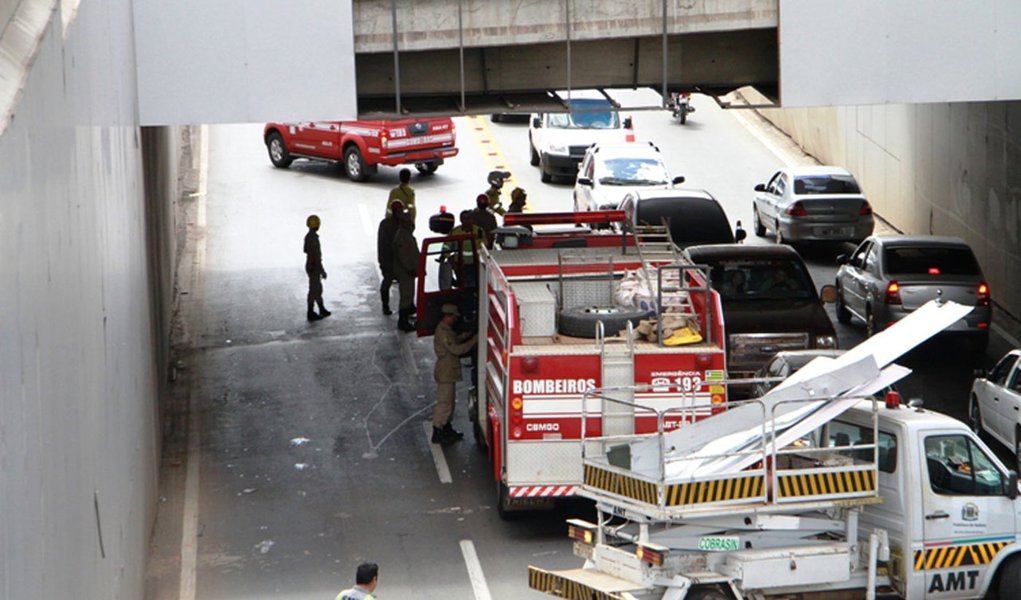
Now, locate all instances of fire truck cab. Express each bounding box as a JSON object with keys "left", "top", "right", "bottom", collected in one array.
[{"left": 416, "top": 211, "right": 728, "bottom": 517}]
